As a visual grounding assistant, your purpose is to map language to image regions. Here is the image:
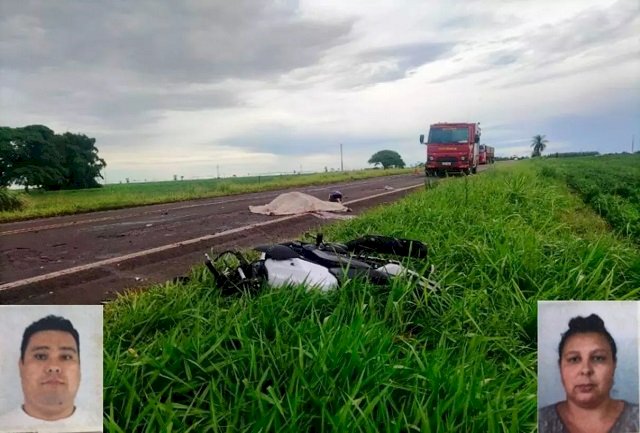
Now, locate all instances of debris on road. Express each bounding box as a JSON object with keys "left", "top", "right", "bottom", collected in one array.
[{"left": 328, "top": 191, "right": 343, "bottom": 202}]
